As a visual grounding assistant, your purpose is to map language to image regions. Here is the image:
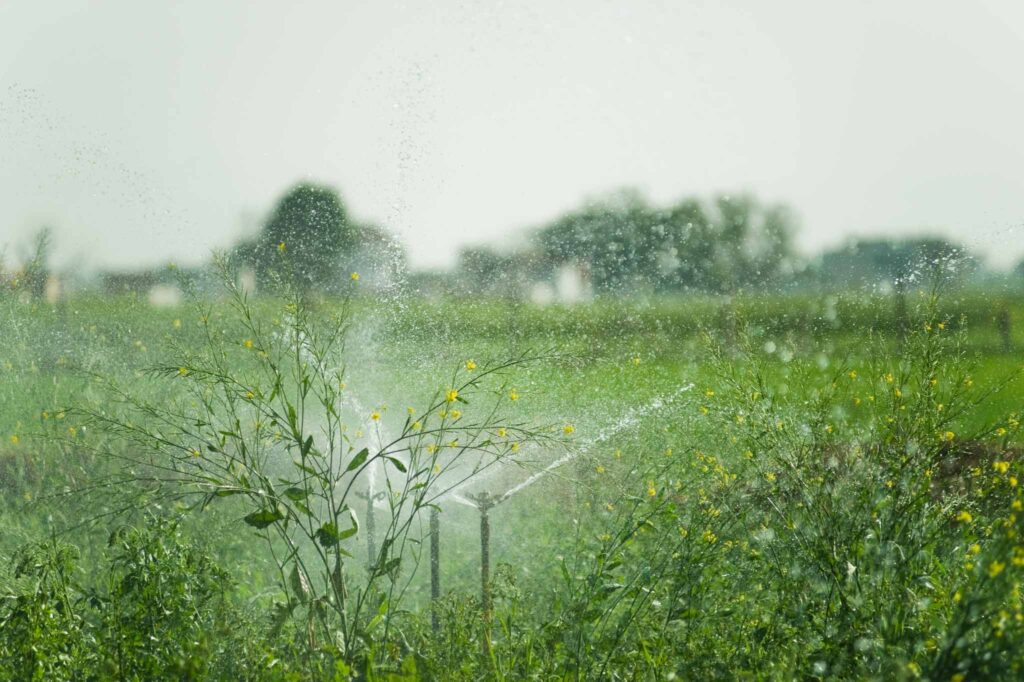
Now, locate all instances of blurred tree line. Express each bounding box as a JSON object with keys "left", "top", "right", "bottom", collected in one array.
[
  {"left": 5, "top": 183, "right": 1022, "bottom": 302},
  {"left": 452, "top": 191, "right": 990, "bottom": 299},
  {"left": 457, "top": 191, "right": 796, "bottom": 297}
]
